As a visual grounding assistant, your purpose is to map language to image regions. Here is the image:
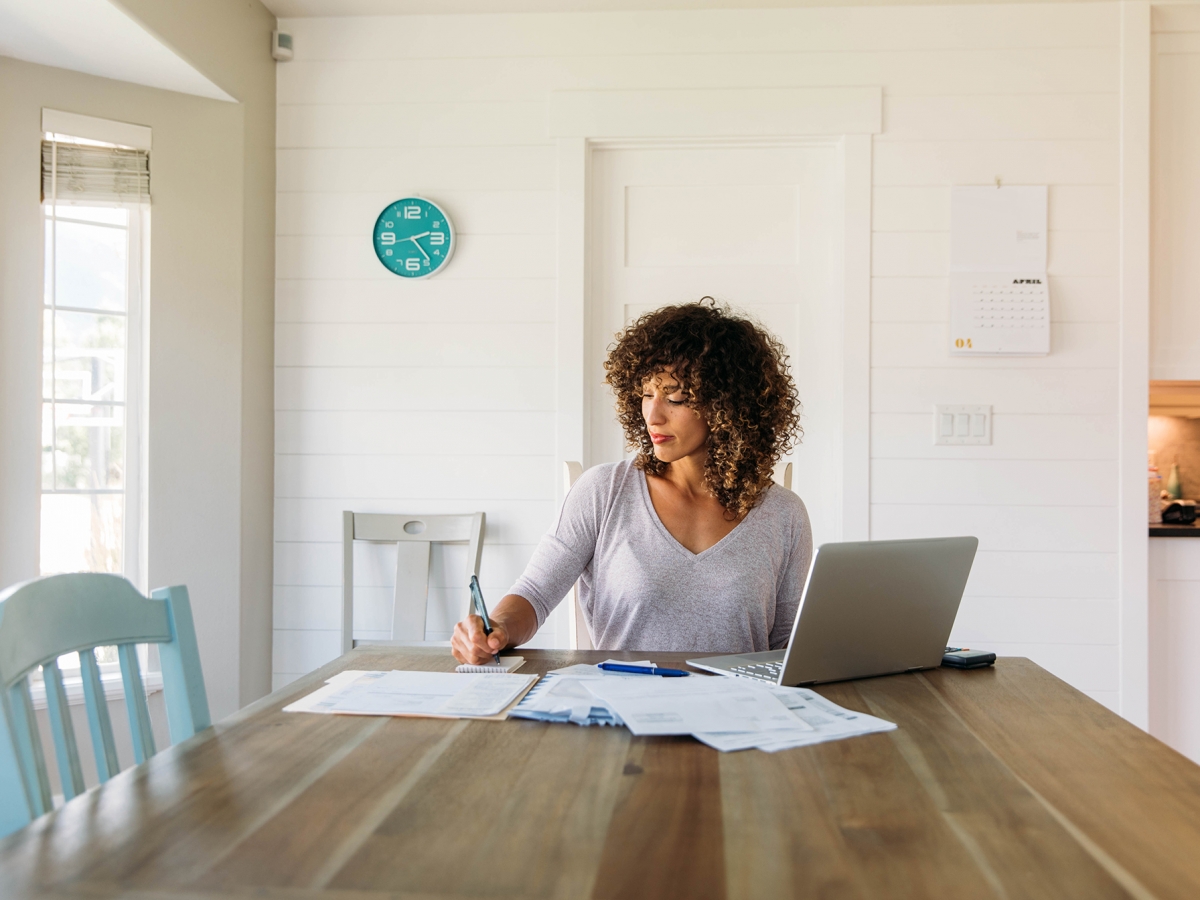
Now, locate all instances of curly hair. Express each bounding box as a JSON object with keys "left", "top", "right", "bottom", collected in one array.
[{"left": 603, "top": 299, "right": 801, "bottom": 520}]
